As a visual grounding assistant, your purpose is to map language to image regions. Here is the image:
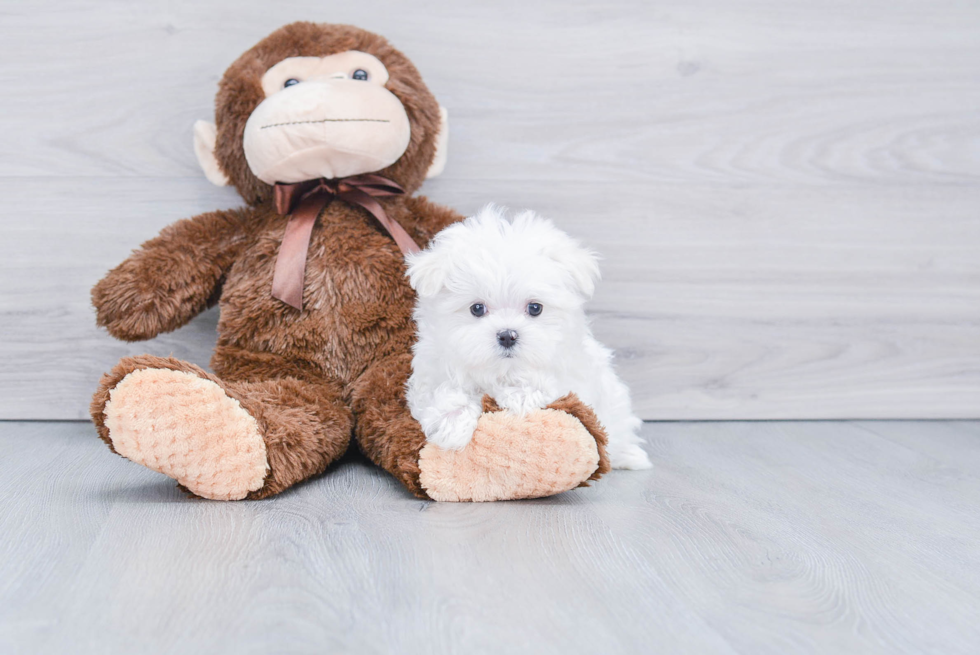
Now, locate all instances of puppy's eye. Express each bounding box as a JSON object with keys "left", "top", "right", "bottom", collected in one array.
[
  {"left": 470, "top": 303, "right": 487, "bottom": 317},
  {"left": 527, "top": 302, "right": 543, "bottom": 317},
  {"left": 351, "top": 69, "right": 369, "bottom": 81},
  {"left": 283, "top": 78, "right": 300, "bottom": 88}
]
